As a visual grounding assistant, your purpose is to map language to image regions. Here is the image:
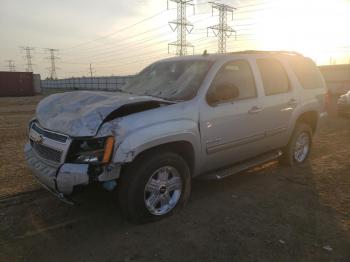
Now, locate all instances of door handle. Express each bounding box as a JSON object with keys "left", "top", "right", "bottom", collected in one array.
[
  {"left": 287, "top": 98, "right": 298, "bottom": 107},
  {"left": 248, "top": 106, "right": 263, "bottom": 114}
]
